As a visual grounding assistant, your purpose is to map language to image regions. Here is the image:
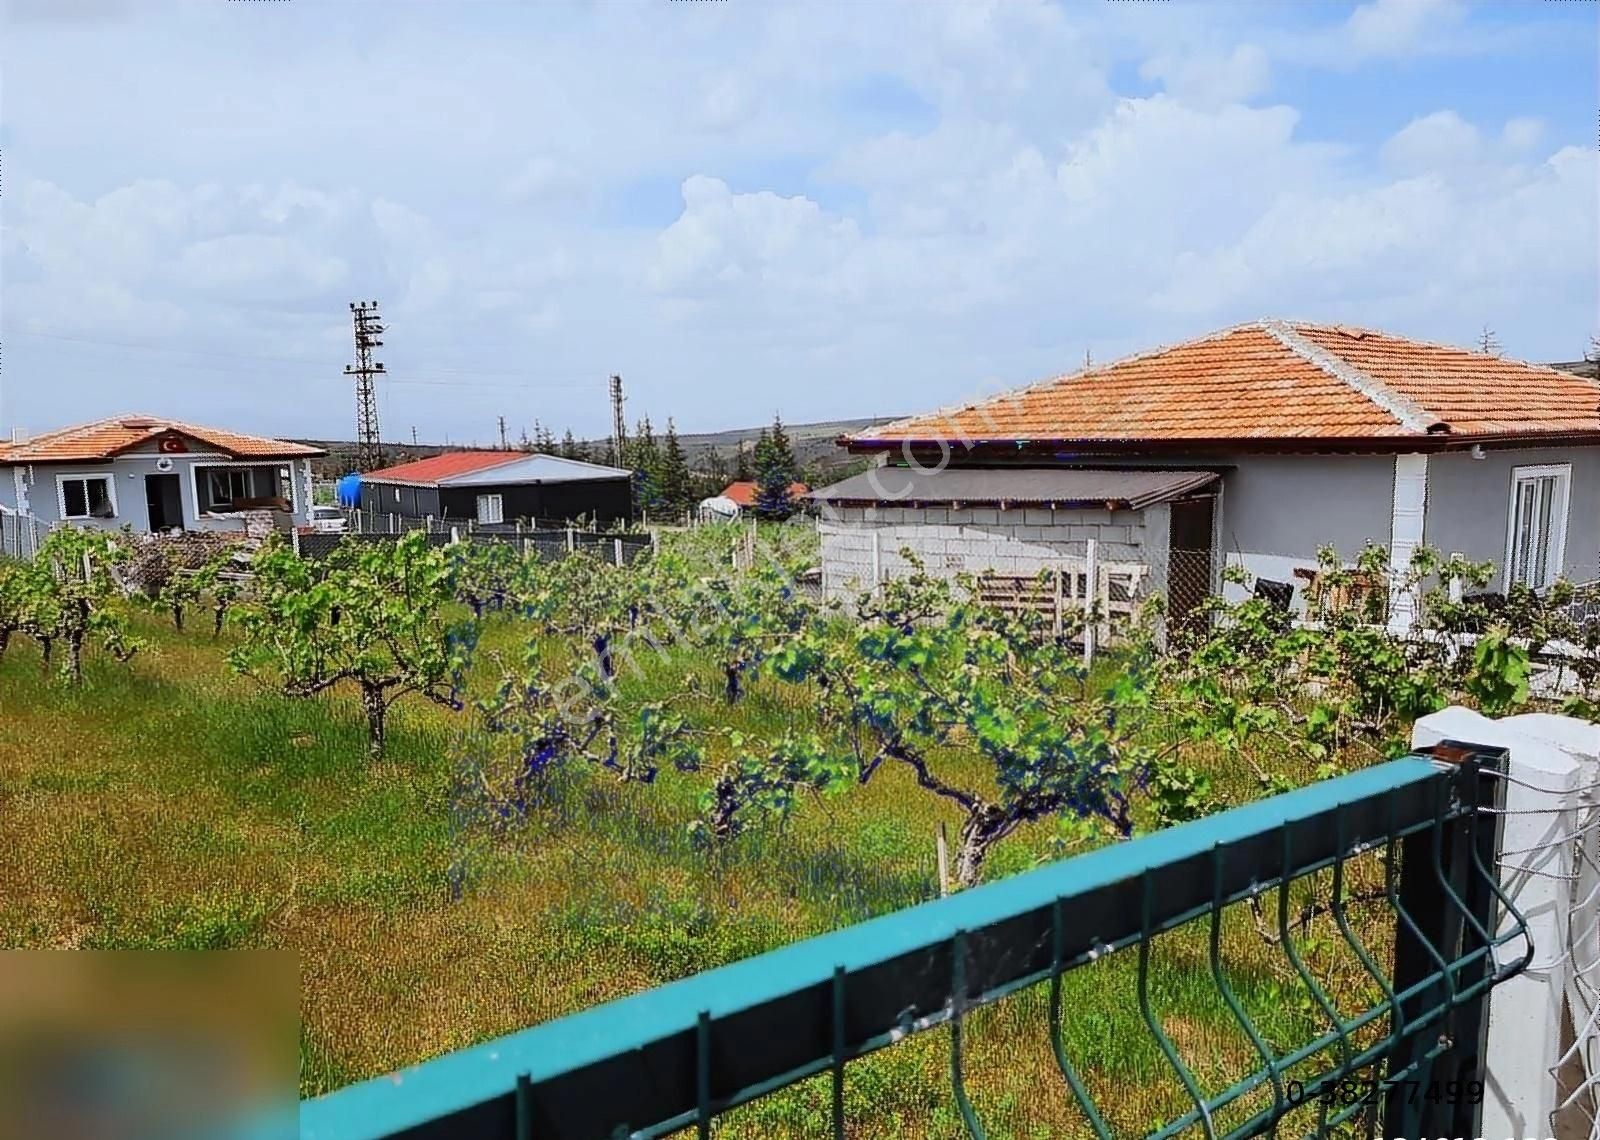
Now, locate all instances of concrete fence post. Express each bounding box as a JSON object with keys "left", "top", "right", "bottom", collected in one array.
[
  {"left": 1083, "top": 538, "right": 1099, "bottom": 666},
  {"left": 566, "top": 526, "right": 575, "bottom": 554},
  {"left": 871, "top": 529, "right": 882, "bottom": 591},
  {"left": 1412, "top": 706, "right": 1600, "bottom": 1140},
  {"left": 614, "top": 538, "right": 624, "bottom": 567},
  {"left": 450, "top": 526, "right": 461, "bottom": 545},
  {"left": 291, "top": 528, "right": 301, "bottom": 558}
]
